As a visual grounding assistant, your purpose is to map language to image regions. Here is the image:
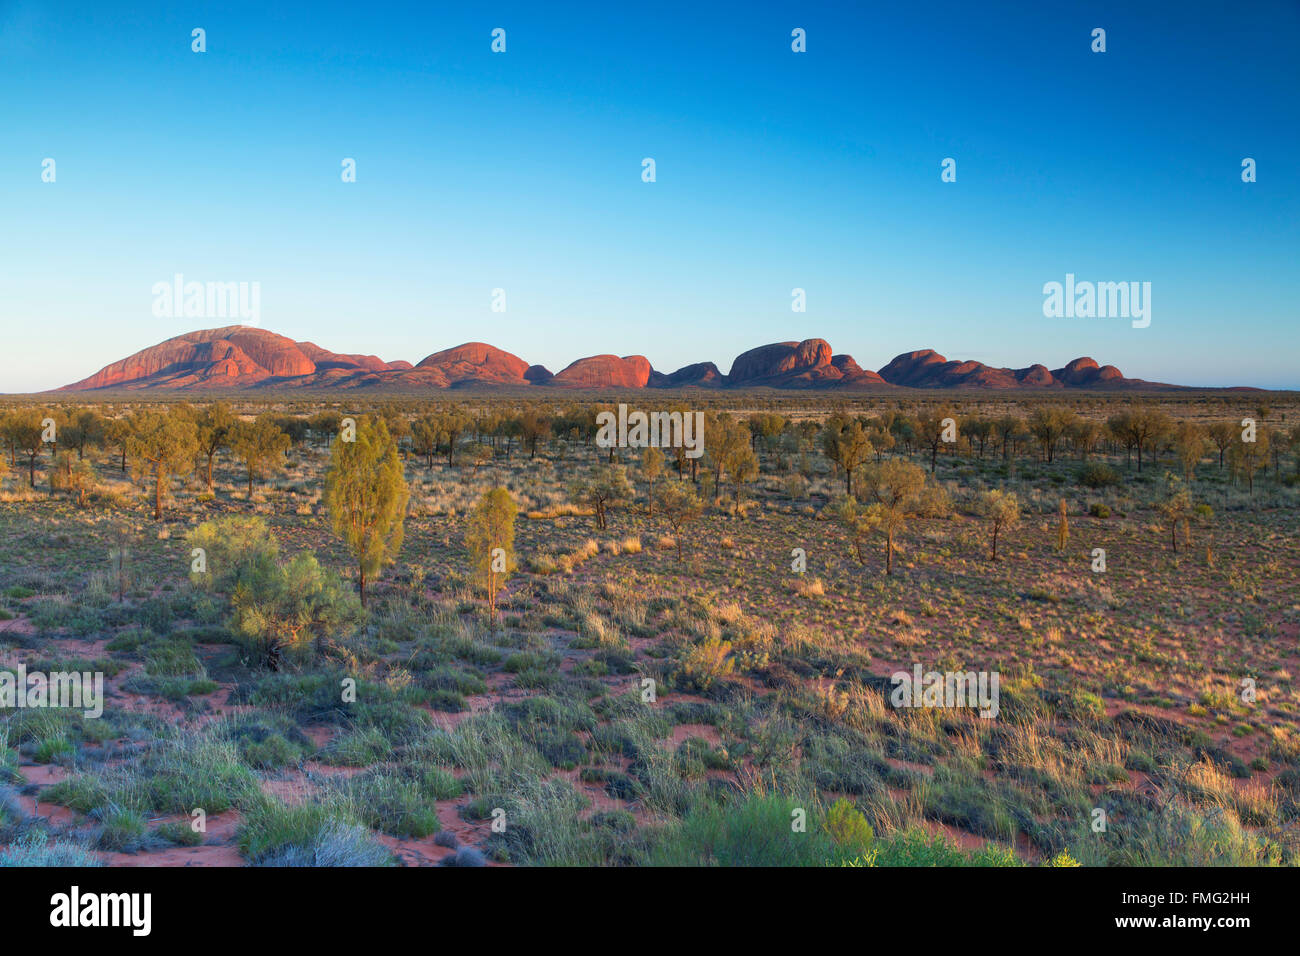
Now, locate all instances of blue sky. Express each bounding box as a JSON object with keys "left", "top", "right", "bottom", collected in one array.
[{"left": 2, "top": 0, "right": 1297, "bottom": 391}]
